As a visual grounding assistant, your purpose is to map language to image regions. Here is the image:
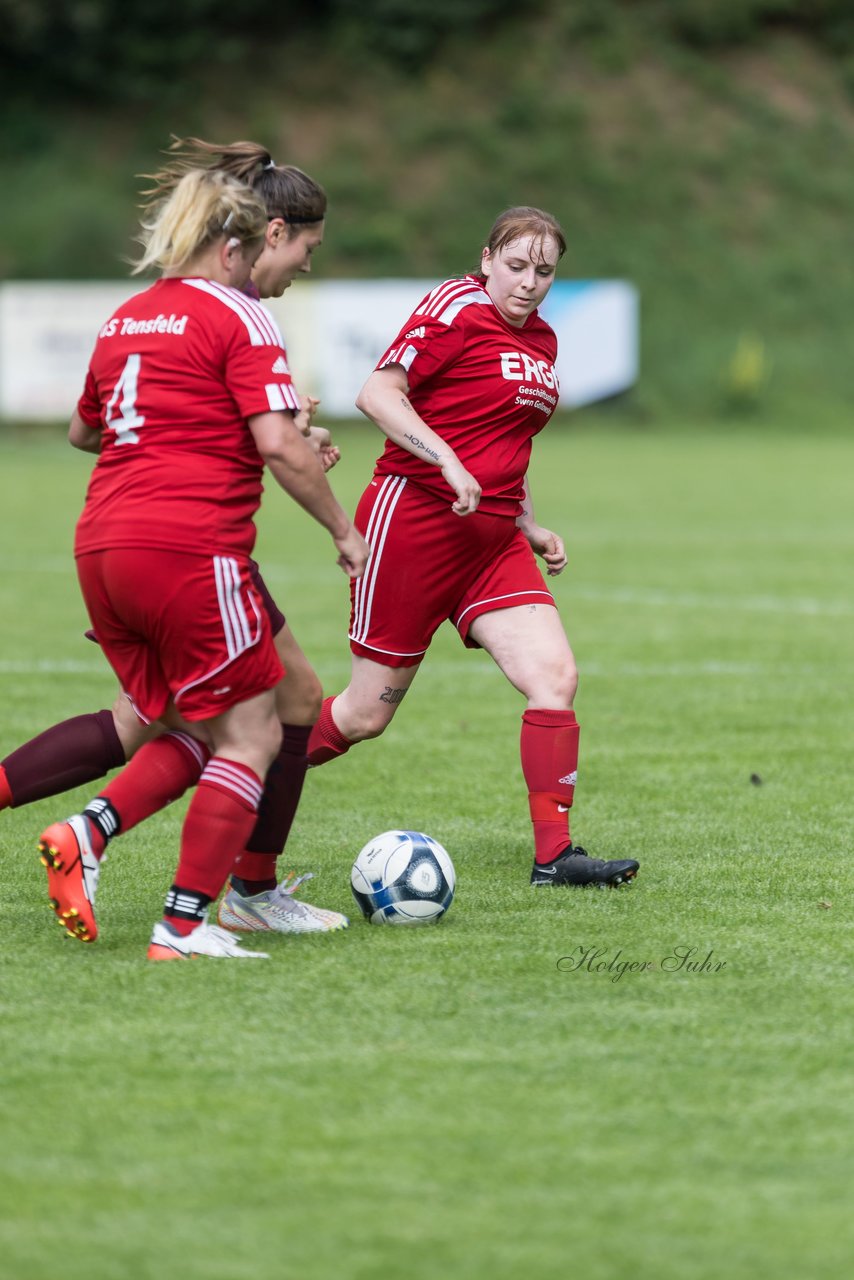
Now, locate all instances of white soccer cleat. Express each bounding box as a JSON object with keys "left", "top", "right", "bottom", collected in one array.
[
  {"left": 217, "top": 872, "right": 349, "bottom": 935},
  {"left": 147, "top": 918, "right": 269, "bottom": 961}
]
